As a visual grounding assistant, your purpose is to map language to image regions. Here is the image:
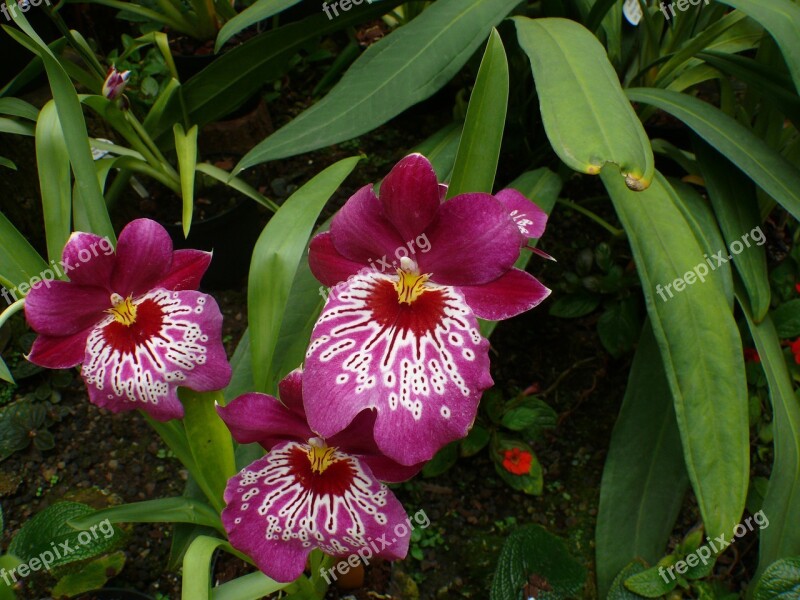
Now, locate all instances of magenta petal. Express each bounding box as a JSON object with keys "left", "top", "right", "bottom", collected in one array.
[
  {"left": 61, "top": 232, "right": 115, "bottom": 287},
  {"left": 379, "top": 154, "right": 440, "bottom": 241},
  {"left": 217, "top": 392, "right": 313, "bottom": 450},
  {"left": 111, "top": 219, "right": 174, "bottom": 297},
  {"left": 308, "top": 232, "right": 365, "bottom": 287},
  {"left": 456, "top": 269, "right": 551, "bottom": 321},
  {"left": 81, "top": 289, "right": 230, "bottom": 422},
  {"left": 24, "top": 280, "right": 109, "bottom": 337},
  {"left": 277, "top": 368, "right": 308, "bottom": 418},
  {"left": 419, "top": 193, "right": 522, "bottom": 286},
  {"left": 27, "top": 329, "right": 91, "bottom": 369},
  {"left": 331, "top": 185, "right": 405, "bottom": 264},
  {"left": 494, "top": 188, "right": 548, "bottom": 239},
  {"left": 303, "top": 272, "right": 493, "bottom": 465},
  {"left": 222, "top": 442, "right": 410, "bottom": 583},
  {"left": 153, "top": 249, "right": 211, "bottom": 291}
]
